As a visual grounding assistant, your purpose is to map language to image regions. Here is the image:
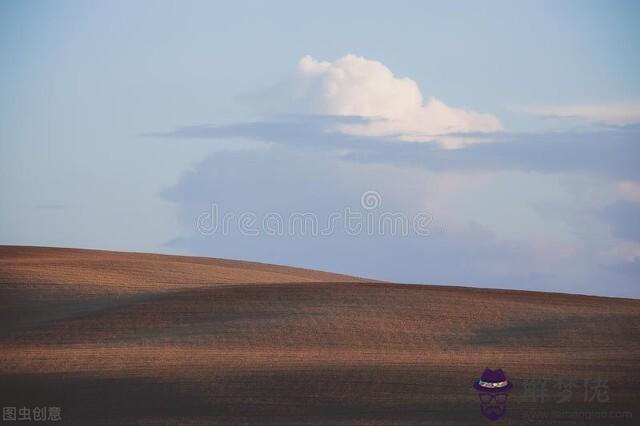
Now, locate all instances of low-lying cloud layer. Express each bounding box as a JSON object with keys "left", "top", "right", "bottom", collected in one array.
[
  {"left": 519, "top": 102, "right": 640, "bottom": 126},
  {"left": 160, "top": 118, "right": 640, "bottom": 181}
]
